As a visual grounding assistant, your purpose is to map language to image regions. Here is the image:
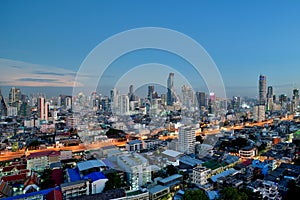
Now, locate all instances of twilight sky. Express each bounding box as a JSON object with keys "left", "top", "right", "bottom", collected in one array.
[{"left": 0, "top": 0, "right": 300, "bottom": 98}]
